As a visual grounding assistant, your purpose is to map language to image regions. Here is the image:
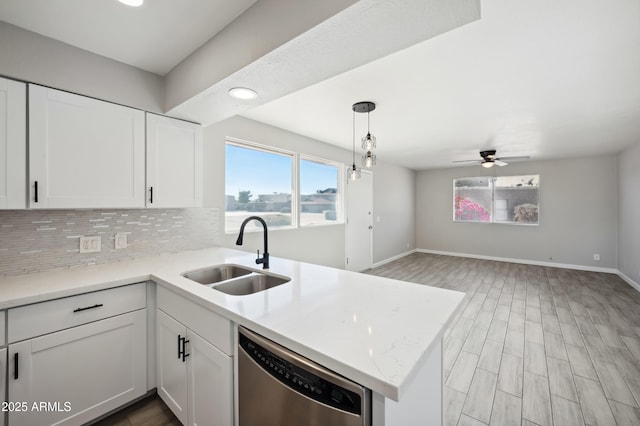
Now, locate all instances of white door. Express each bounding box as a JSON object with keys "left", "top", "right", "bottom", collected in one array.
[
  {"left": 156, "top": 309, "right": 188, "bottom": 425},
  {"left": 0, "top": 78, "right": 26, "bottom": 209},
  {"left": 29, "top": 84, "right": 145, "bottom": 209},
  {"left": 346, "top": 170, "right": 373, "bottom": 271},
  {"left": 0, "top": 347, "right": 6, "bottom": 426},
  {"left": 8, "top": 310, "right": 147, "bottom": 426},
  {"left": 187, "top": 330, "right": 233, "bottom": 426},
  {"left": 146, "top": 113, "right": 203, "bottom": 208}
]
